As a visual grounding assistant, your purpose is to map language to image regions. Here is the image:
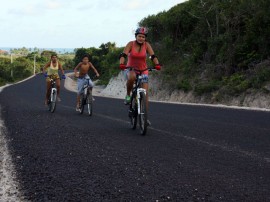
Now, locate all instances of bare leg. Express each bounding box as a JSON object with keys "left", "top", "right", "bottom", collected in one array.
[
  {"left": 126, "top": 71, "right": 136, "bottom": 96},
  {"left": 76, "top": 95, "right": 80, "bottom": 107}
]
